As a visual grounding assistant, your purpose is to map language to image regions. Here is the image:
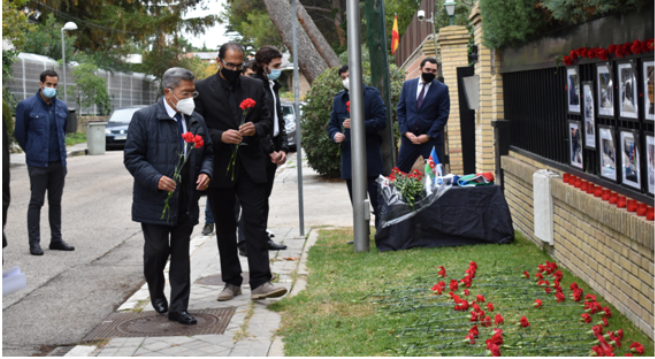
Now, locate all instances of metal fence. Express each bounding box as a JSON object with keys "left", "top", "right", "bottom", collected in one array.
[
  {"left": 504, "top": 57, "right": 654, "bottom": 201},
  {"left": 5, "top": 52, "right": 160, "bottom": 115}
]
